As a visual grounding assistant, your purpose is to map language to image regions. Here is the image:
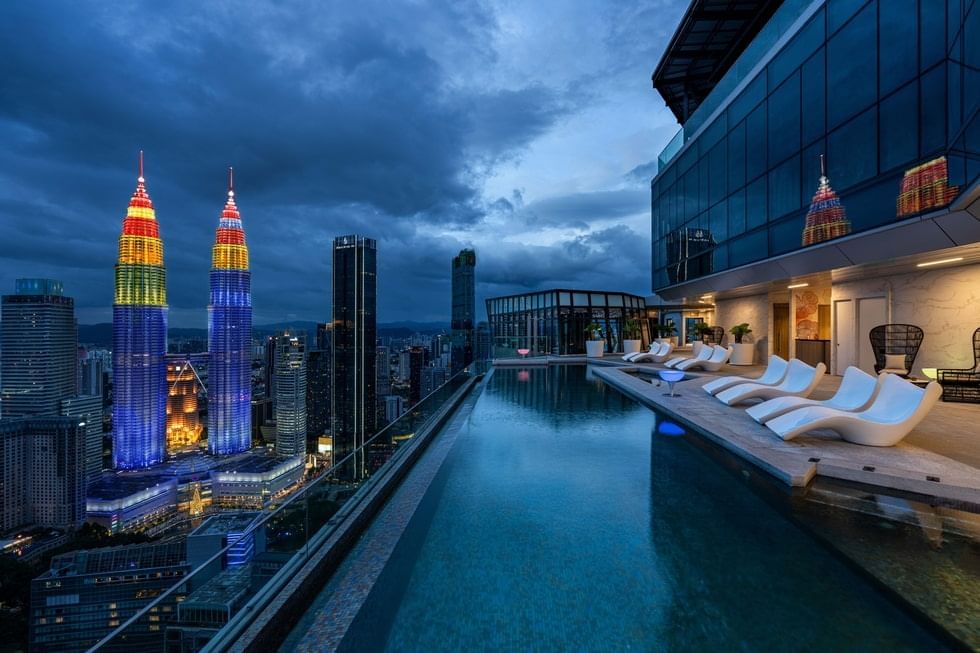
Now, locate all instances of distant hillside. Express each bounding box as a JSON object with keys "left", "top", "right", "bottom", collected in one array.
[{"left": 77, "top": 321, "right": 448, "bottom": 347}]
